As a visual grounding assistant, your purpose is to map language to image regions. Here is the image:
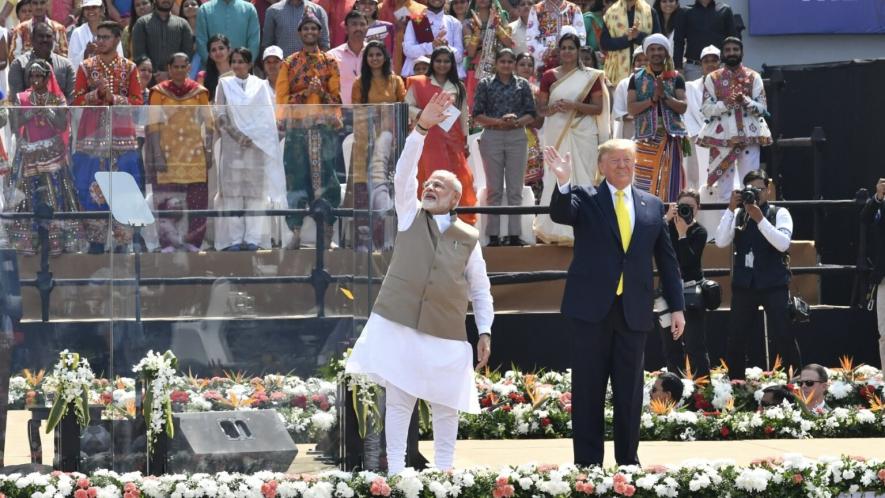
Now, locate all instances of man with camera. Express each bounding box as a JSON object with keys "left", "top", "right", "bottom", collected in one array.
[
  {"left": 715, "top": 169, "right": 801, "bottom": 380},
  {"left": 662, "top": 189, "right": 711, "bottom": 378},
  {"left": 861, "top": 178, "right": 885, "bottom": 369}
]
